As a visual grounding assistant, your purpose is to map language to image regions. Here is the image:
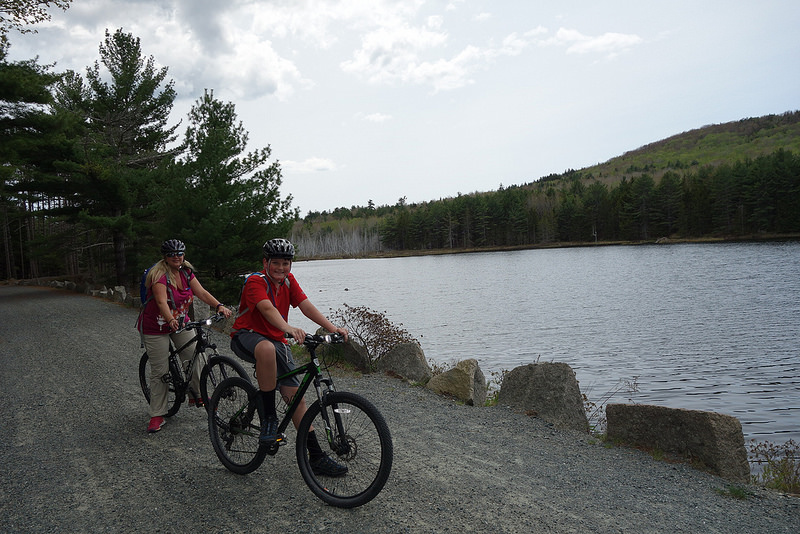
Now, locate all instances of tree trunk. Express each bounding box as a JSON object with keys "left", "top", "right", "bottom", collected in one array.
[{"left": 113, "top": 230, "right": 126, "bottom": 286}]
